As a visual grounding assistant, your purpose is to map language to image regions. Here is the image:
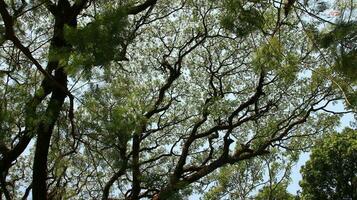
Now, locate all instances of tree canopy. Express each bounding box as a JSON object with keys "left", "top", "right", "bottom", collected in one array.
[
  {"left": 255, "top": 183, "right": 295, "bottom": 200},
  {"left": 300, "top": 128, "right": 357, "bottom": 200},
  {"left": 0, "top": 0, "right": 356, "bottom": 199}
]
